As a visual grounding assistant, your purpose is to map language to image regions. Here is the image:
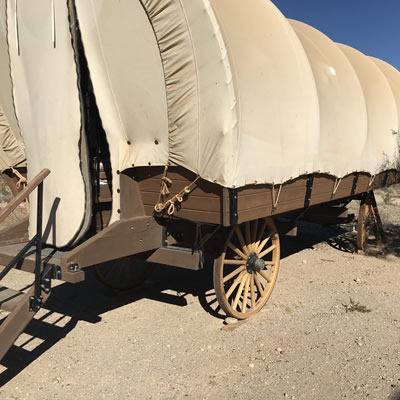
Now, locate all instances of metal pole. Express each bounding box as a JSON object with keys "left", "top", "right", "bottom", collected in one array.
[{"left": 34, "top": 182, "right": 43, "bottom": 300}]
